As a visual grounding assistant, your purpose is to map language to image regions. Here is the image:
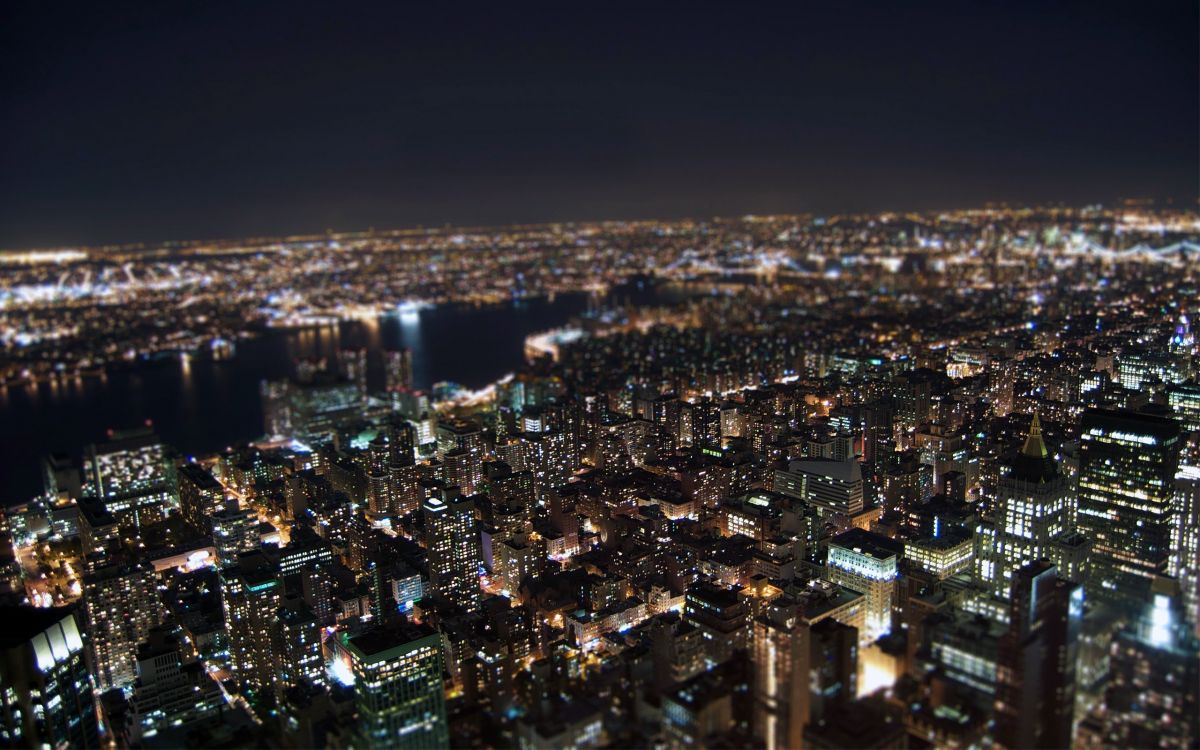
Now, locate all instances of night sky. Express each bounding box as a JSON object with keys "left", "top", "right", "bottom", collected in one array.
[{"left": 2, "top": 1, "right": 1196, "bottom": 248}]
